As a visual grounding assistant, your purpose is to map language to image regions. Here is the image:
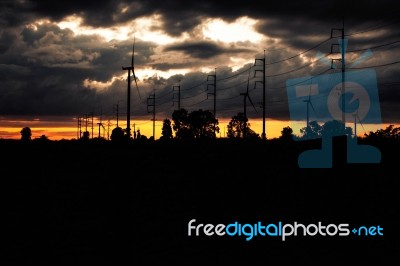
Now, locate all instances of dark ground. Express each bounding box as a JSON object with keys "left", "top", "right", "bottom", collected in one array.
[{"left": 1, "top": 137, "right": 399, "bottom": 265}]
